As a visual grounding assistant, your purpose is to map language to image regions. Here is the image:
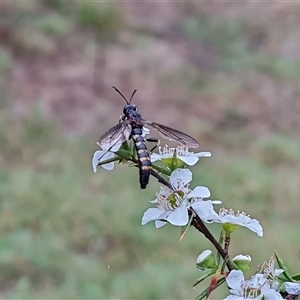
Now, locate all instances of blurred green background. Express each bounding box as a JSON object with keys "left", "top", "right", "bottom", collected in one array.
[{"left": 1, "top": 2, "right": 300, "bottom": 299}]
